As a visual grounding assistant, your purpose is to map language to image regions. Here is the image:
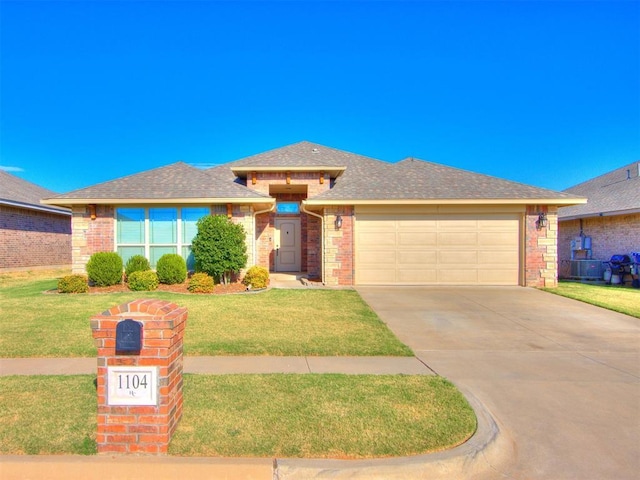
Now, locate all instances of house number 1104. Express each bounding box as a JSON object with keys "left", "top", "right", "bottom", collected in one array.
[
  {"left": 118, "top": 373, "right": 148, "bottom": 390},
  {"left": 107, "top": 366, "right": 158, "bottom": 406}
]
